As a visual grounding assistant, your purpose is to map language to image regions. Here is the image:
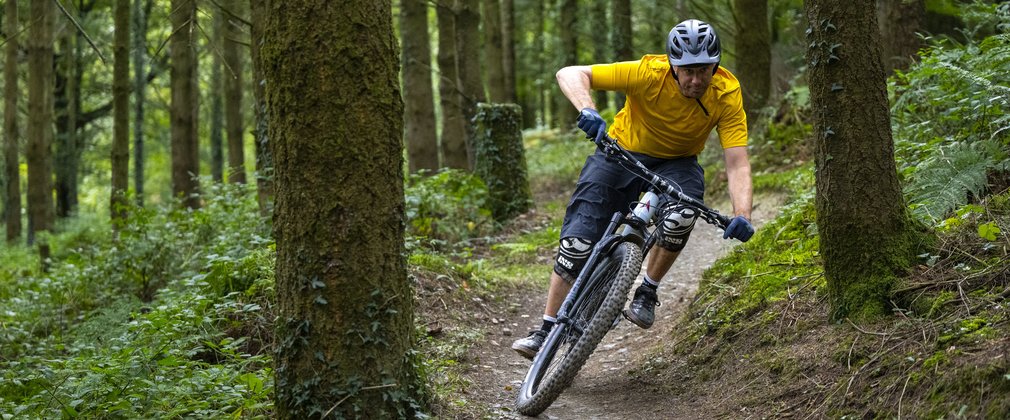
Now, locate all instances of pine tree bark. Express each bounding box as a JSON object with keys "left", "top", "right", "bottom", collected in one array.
[
  {"left": 170, "top": 0, "right": 200, "bottom": 209},
  {"left": 437, "top": 0, "right": 468, "bottom": 170},
  {"left": 224, "top": 0, "right": 245, "bottom": 184},
  {"left": 400, "top": 0, "right": 440, "bottom": 173},
  {"left": 805, "top": 0, "right": 915, "bottom": 320},
  {"left": 456, "top": 0, "right": 485, "bottom": 169},
  {"left": 877, "top": 0, "right": 924, "bottom": 74},
  {"left": 591, "top": 0, "right": 609, "bottom": 110},
  {"left": 263, "top": 1, "right": 422, "bottom": 417},
  {"left": 4, "top": 0, "right": 21, "bottom": 243},
  {"left": 554, "top": 0, "right": 577, "bottom": 127},
  {"left": 249, "top": 0, "right": 272, "bottom": 216},
  {"left": 611, "top": 0, "right": 632, "bottom": 111},
  {"left": 483, "top": 0, "right": 506, "bottom": 102},
  {"left": 27, "top": 0, "right": 54, "bottom": 257},
  {"left": 133, "top": 0, "right": 151, "bottom": 206},
  {"left": 501, "top": 0, "right": 516, "bottom": 103},
  {"left": 733, "top": 0, "right": 771, "bottom": 122},
  {"left": 111, "top": 0, "right": 131, "bottom": 225}
]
